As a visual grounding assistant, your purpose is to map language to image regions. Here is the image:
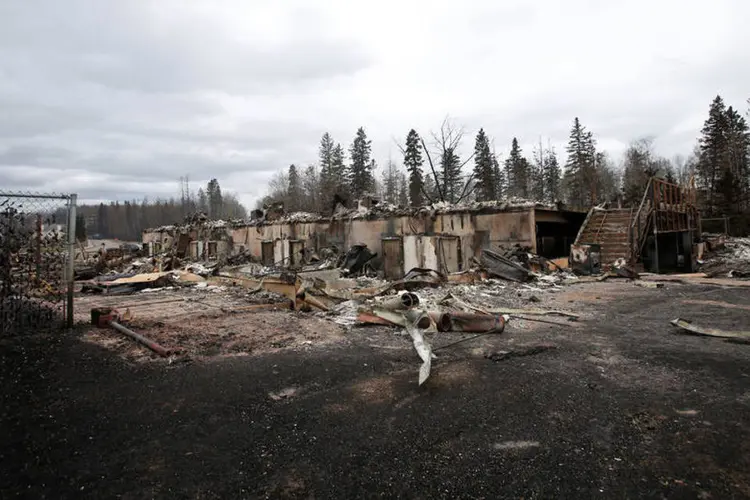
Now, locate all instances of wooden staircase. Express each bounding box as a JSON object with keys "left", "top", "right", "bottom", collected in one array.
[
  {"left": 572, "top": 177, "right": 700, "bottom": 270},
  {"left": 573, "top": 208, "right": 633, "bottom": 264}
]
